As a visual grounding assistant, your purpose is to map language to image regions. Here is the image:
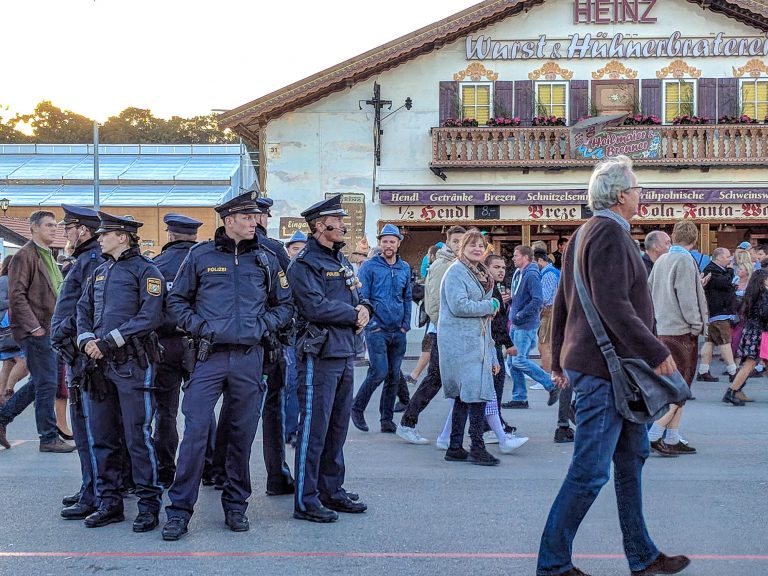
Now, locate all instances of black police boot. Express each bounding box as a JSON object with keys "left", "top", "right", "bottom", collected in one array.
[
  {"left": 380, "top": 421, "right": 397, "bottom": 433},
  {"left": 225, "top": 510, "right": 250, "bottom": 532},
  {"left": 162, "top": 517, "right": 189, "bottom": 541},
  {"left": 61, "top": 502, "right": 98, "bottom": 520},
  {"left": 320, "top": 495, "right": 367, "bottom": 514},
  {"left": 61, "top": 491, "right": 81, "bottom": 506},
  {"left": 293, "top": 505, "right": 339, "bottom": 523},
  {"left": 265, "top": 481, "right": 295, "bottom": 496},
  {"left": 133, "top": 511, "right": 159, "bottom": 532},
  {"left": 84, "top": 507, "right": 125, "bottom": 528}
]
